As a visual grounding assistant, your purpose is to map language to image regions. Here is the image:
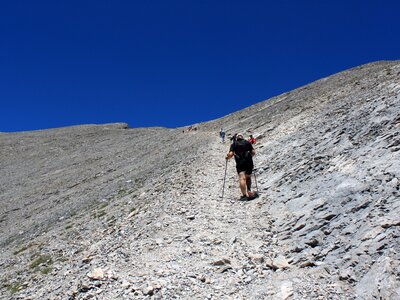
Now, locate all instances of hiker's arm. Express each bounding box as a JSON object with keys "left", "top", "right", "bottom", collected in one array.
[
  {"left": 226, "top": 151, "right": 234, "bottom": 160},
  {"left": 251, "top": 149, "right": 255, "bottom": 156}
]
